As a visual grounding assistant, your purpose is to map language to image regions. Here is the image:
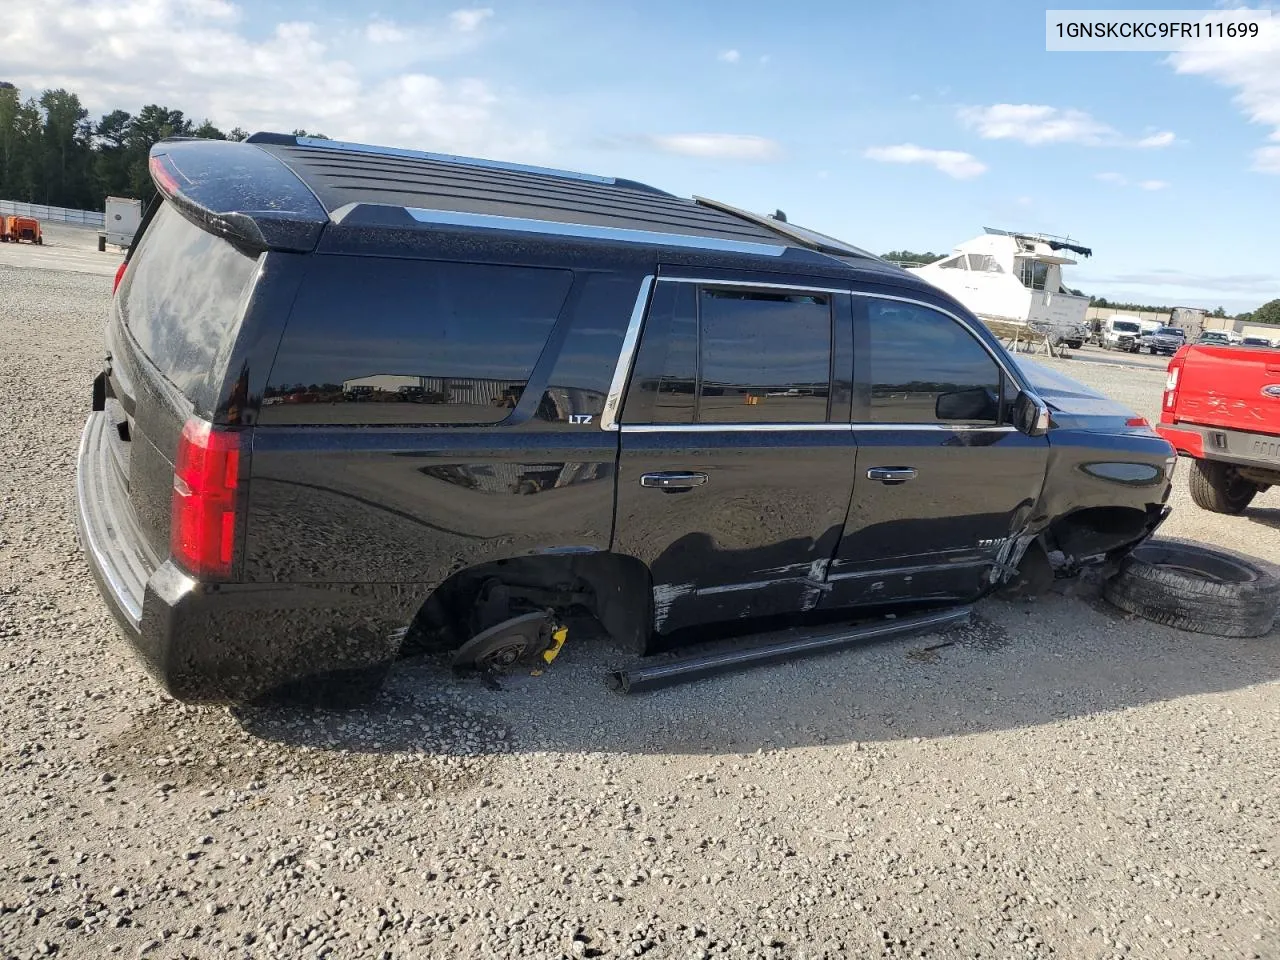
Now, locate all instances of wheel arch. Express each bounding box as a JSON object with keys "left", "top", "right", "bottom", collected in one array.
[{"left": 406, "top": 550, "right": 654, "bottom": 655}]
